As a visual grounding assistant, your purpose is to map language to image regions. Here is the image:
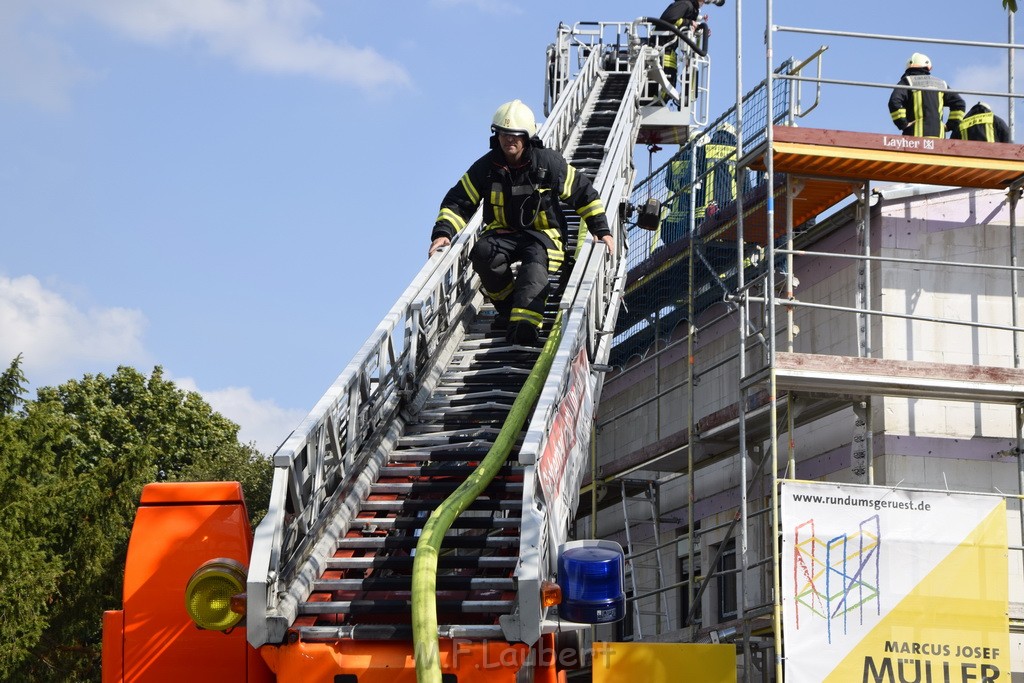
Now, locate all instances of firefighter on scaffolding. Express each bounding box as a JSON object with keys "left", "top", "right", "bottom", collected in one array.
[
  {"left": 888, "top": 52, "right": 965, "bottom": 139},
  {"left": 660, "top": 123, "right": 738, "bottom": 247}
]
